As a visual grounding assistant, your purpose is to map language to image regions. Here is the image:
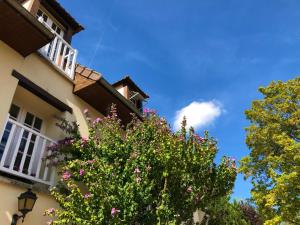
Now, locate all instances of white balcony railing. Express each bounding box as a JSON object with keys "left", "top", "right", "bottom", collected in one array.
[
  {"left": 38, "top": 19, "right": 77, "bottom": 80},
  {"left": 0, "top": 118, "right": 56, "bottom": 185}
]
